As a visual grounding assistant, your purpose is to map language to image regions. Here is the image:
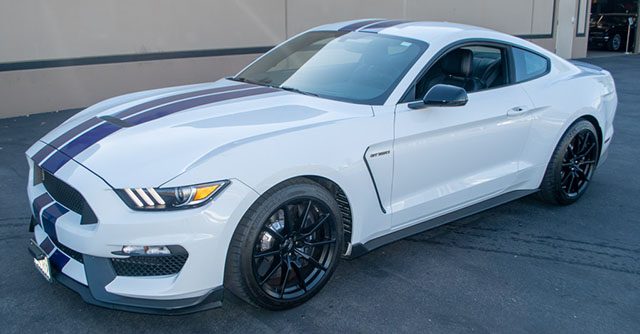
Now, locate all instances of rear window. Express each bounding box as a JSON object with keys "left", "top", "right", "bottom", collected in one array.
[{"left": 512, "top": 47, "right": 549, "bottom": 82}]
